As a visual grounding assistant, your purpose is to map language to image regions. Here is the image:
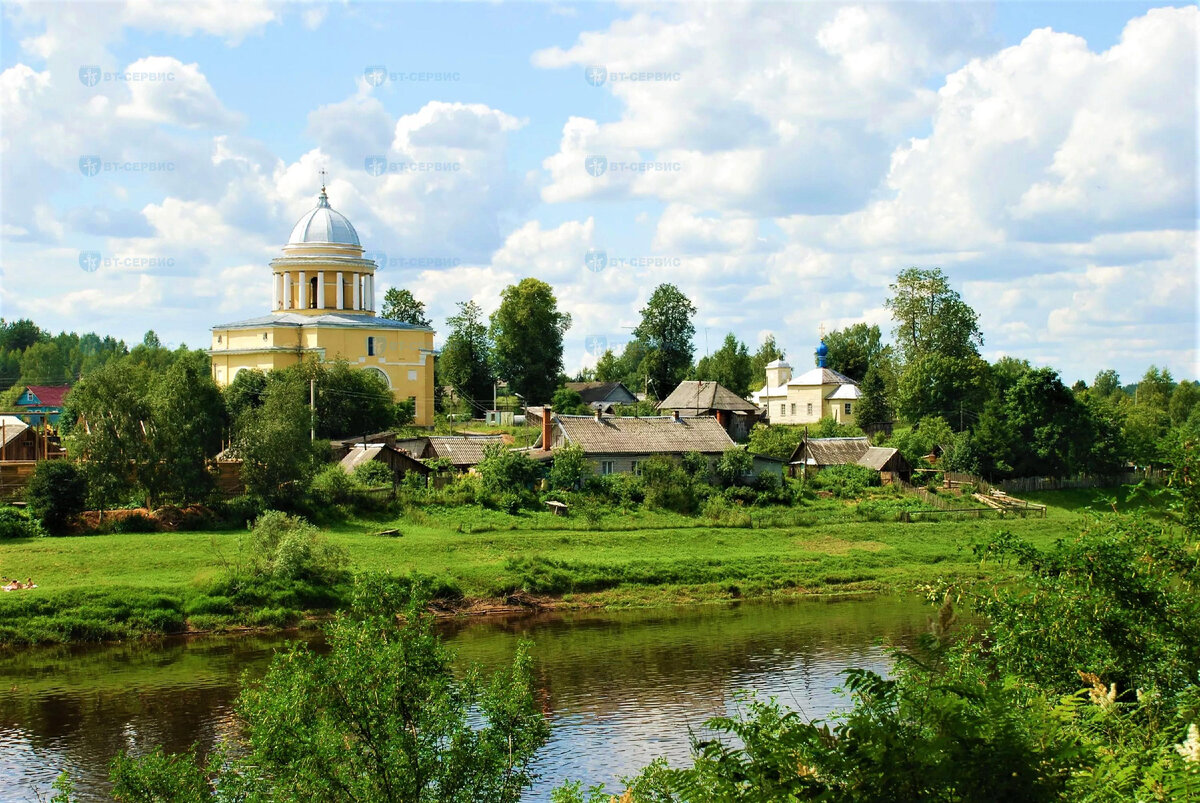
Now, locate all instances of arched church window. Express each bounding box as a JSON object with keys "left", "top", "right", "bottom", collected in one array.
[{"left": 309, "top": 277, "right": 318, "bottom": 309}]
